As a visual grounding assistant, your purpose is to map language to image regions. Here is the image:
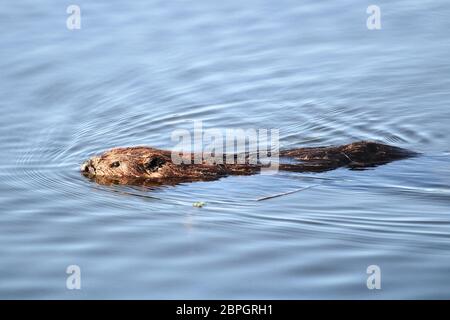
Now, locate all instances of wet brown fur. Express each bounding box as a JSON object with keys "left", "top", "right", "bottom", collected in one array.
[{"left": 81, "top": 141, "right": 416, "bottom": 186}]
